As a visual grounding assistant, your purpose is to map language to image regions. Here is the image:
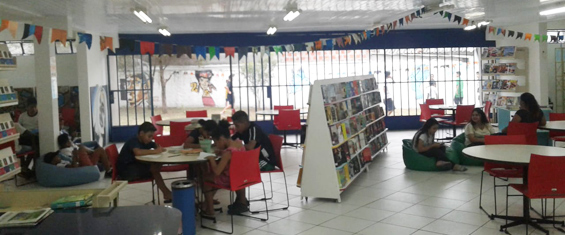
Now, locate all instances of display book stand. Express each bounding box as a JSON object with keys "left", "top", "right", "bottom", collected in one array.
[
  {"left": 0, "top": 79, "right": 20, "bottom": 183},
  {"left": 481, "top": 46, "right": 528, "bottom": 121},
  {"left": 301, "top": 75, "right": 388, "bottom": 202}
]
